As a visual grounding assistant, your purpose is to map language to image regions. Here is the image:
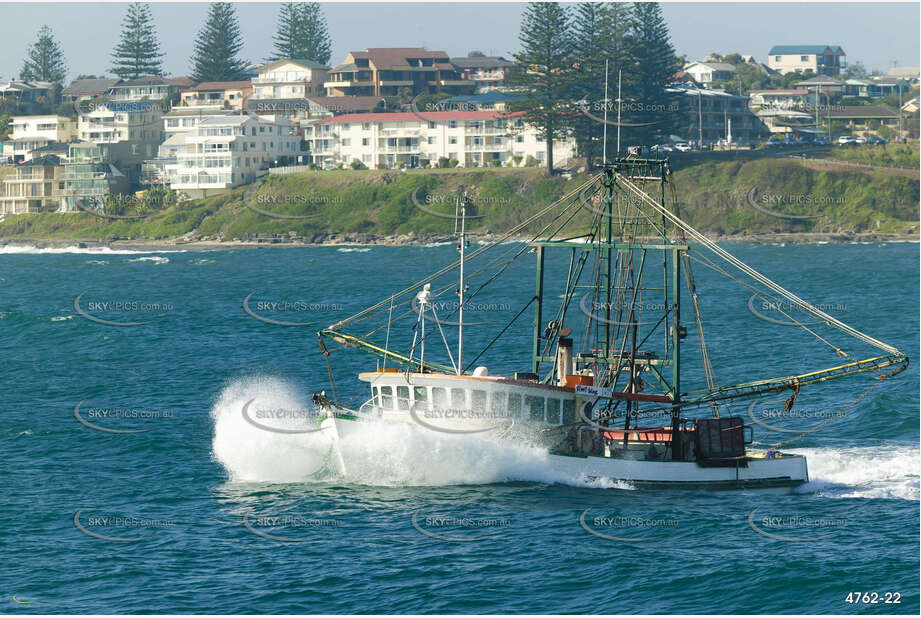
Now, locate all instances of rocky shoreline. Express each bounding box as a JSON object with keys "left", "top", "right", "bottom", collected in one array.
[{"left": 1, "top": 230, "right": 917, "bottom": 251}]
